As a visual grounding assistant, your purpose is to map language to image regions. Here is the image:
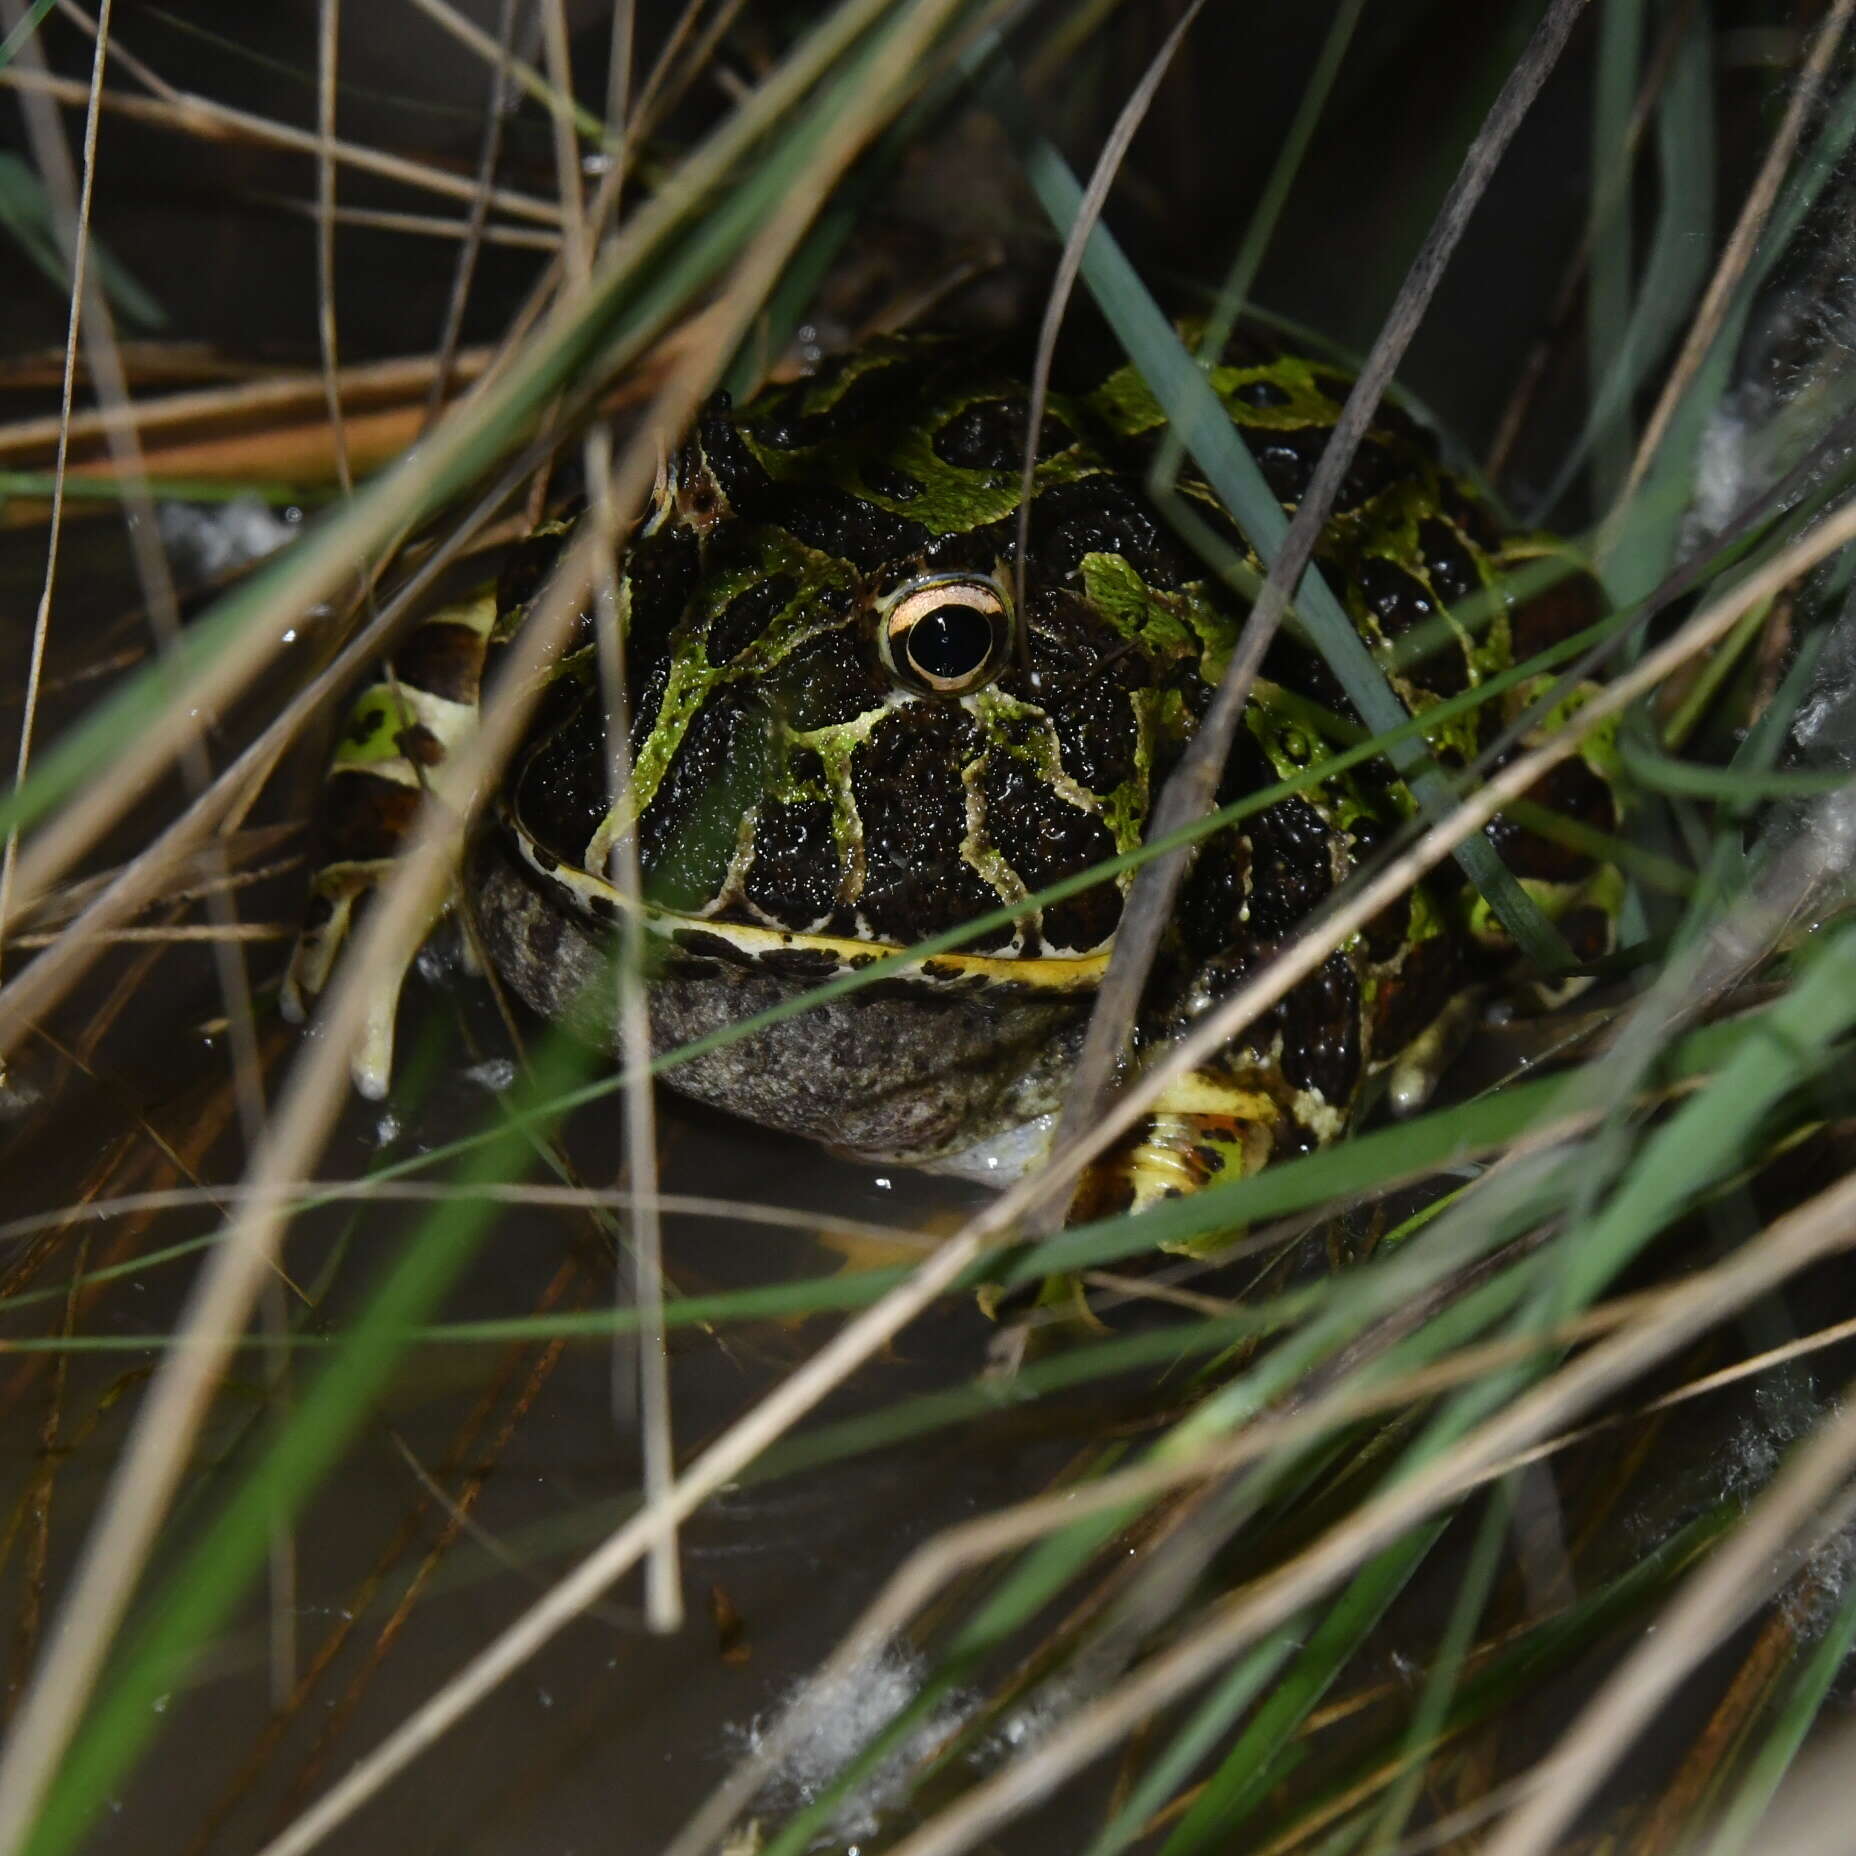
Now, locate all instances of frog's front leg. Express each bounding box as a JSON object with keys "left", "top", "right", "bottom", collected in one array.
[
  {"left": 282, "top": 589, "right": 497, "bottom": 1098},
  {"left": 1067, "top": 1069, "right": 1282, "bottom": 1228}
]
